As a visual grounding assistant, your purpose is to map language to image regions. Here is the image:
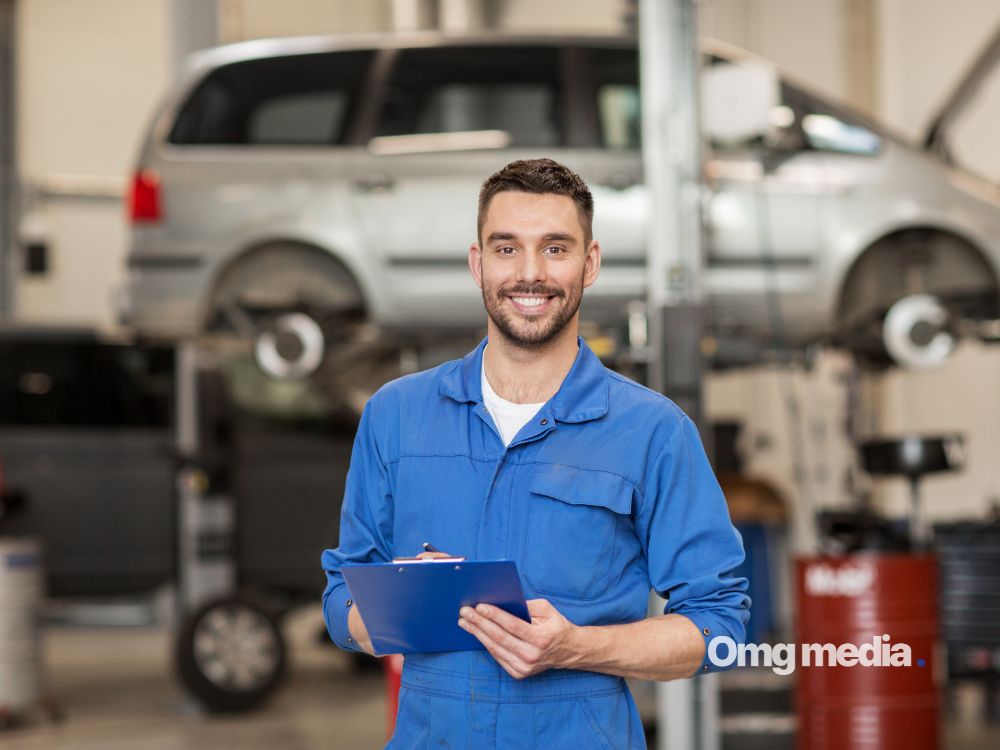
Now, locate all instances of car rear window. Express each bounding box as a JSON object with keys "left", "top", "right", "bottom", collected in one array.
[
  {"left": 168, "top": 50, "right": 374, "bottom": 146},
  {"left": 374, "top": 46, "right": 564, "bottom": 147}
]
